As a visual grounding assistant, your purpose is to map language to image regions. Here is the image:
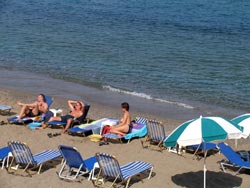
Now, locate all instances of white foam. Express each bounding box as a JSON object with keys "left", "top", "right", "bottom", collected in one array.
[{"left": 102, "top": 85, "right": 194, "bottom": 109}]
